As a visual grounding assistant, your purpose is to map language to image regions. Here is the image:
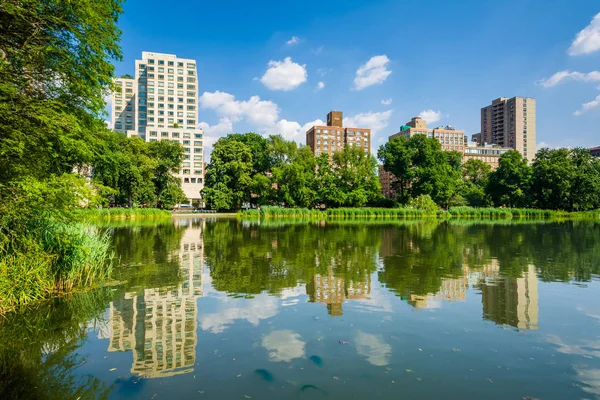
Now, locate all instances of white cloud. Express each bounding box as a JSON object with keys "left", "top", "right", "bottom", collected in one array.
[
  {"left": 275, "top": 118, "right": 324, "bottom": 140},
  {"left": 199, "top": 90, "right": 327, "bottom": 145},
  {"left": 568, "top": 13, "right": 600, "bottom": 55},
  {"left": 199, "top": 91, "right": 279, "bottom": 127},
  {"left": 260, "top": 57, "right": 307, "bottom": 91},
  {"left": 539, "top": 70, "right": 600, "bottom": 88},
  {"left": 262, "top": 330, "right": 305, "bottom": 362},
  {"left": 574, "top": 94, "right": 600, "bottom": 116},
  {"left": 315, "top": 81, "right": 325, "bottom": 91},
  {"left": 344, "top": 110, "right": 393, "bottom": 135},
  {"left": 198, "top": 118, "right": 234, "bottom": 137},
  {"left": 353, "top": 55, "right": 392, "bottom": 90},
  {"left": 286, "top": 36, "right": 300, "bottom": 46},
  {"left": 355, "top": 331, "right": 391, "bottom": 366},
  {"left": 381, "top": 98, "right": 392, "bottom": 105},
  {"left": 418, "top": 109, "right": 442, "bottom": 124},
  {"left": 198, "top": 293, "right": 280, "bottom": 334}
]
